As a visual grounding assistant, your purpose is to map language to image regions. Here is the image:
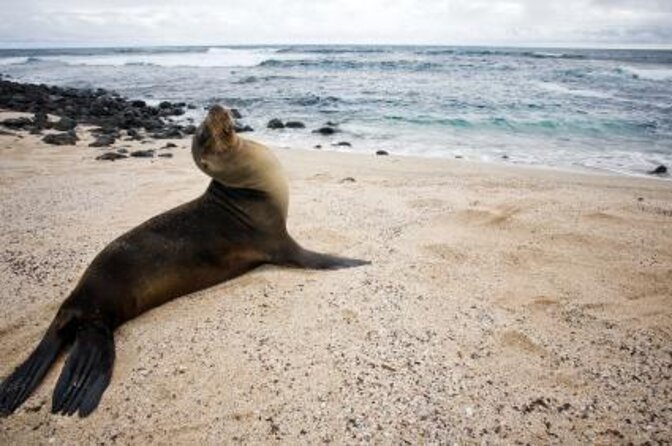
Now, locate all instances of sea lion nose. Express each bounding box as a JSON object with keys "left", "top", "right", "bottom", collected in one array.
[{"left": 207, "top": 104, "right": 228, "bottom": 120}]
